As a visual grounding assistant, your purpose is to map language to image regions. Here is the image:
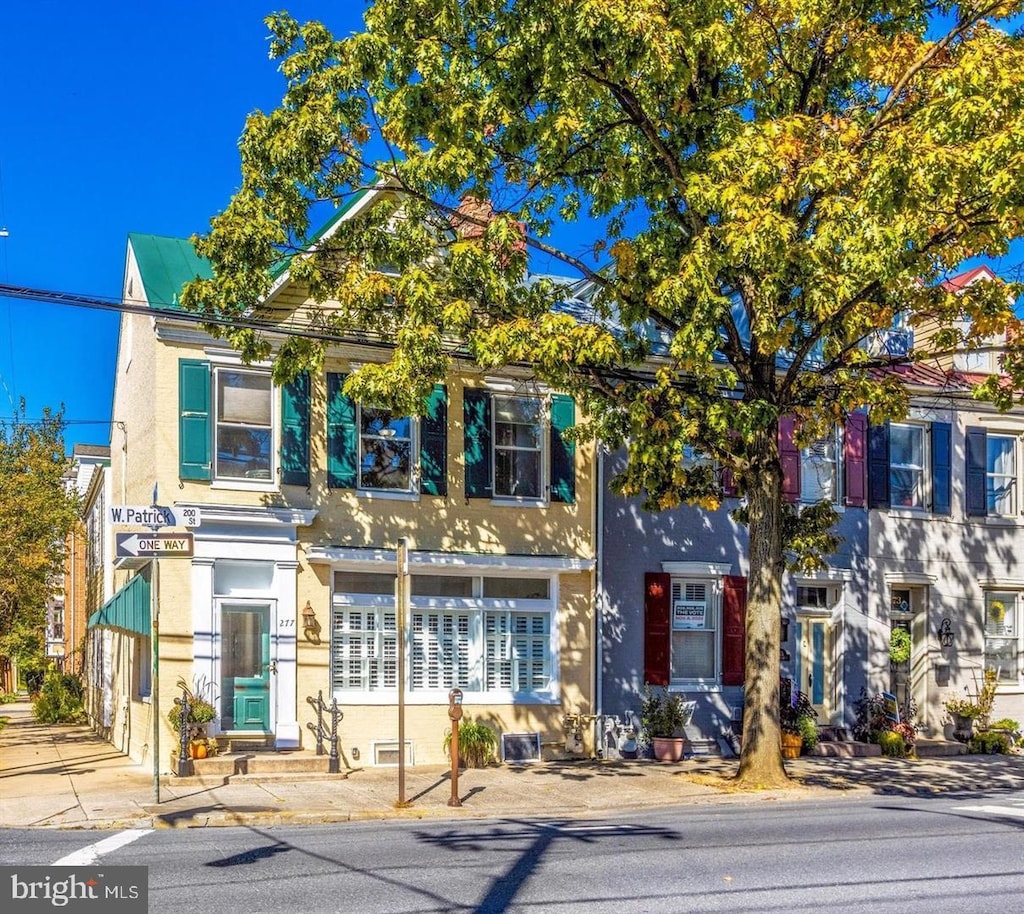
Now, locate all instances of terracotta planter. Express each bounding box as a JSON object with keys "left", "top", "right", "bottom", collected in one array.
[
  {"left": 781, "top": 732, "right": 803, "bottom": 759},
  {"left": 652, "top": 736, "right": 686, "bottom": 762}
]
